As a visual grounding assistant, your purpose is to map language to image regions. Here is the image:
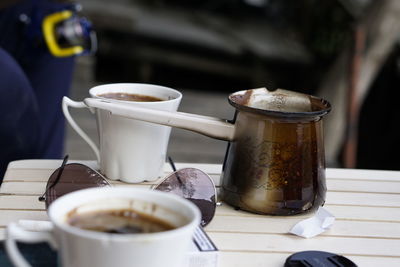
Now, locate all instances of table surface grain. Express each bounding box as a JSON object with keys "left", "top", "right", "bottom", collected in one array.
[{"left": 1, "top": 160, "right": 400, "bottom": 267}]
